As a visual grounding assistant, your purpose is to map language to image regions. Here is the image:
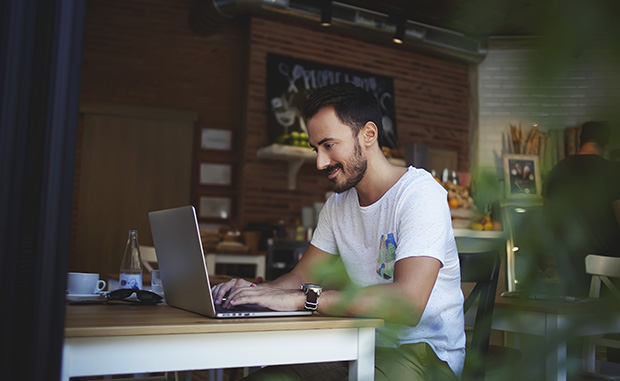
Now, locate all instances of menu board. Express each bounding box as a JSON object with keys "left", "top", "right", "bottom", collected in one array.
[{"left": 266, "top": 54, "right": 398, "bottom": 148}]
